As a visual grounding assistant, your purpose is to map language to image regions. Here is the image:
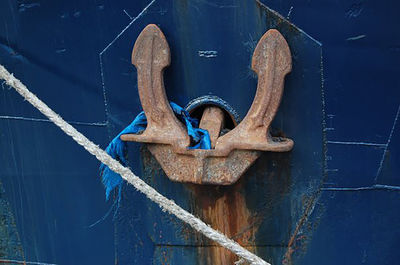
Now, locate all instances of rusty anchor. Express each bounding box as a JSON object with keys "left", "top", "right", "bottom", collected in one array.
[{"left": 121, "top": 24, "right": 293, "bottom": 185}]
